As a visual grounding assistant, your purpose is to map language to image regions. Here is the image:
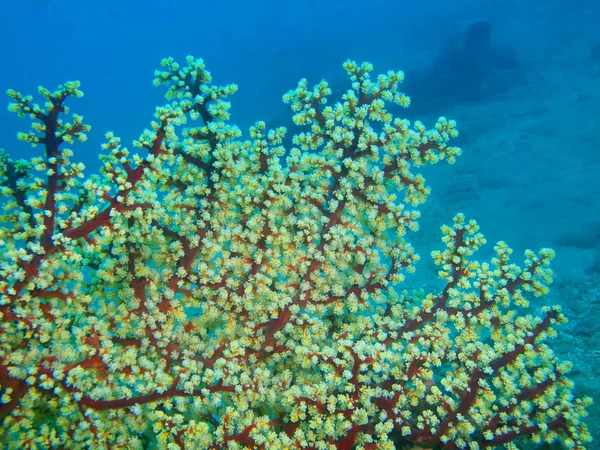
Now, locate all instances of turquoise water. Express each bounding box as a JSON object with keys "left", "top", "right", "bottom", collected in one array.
[{"left": 0, "top": 0, "right": 598, "bottom": 447}]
